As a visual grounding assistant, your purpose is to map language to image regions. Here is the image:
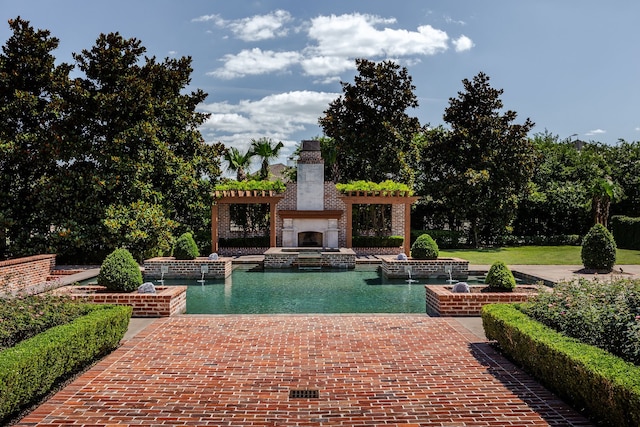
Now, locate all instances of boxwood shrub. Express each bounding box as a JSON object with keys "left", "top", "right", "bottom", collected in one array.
[
  {"left": 173, "top": 232, "right": 200, "bottom": 260},
  {"left": 97, "top": 248, "right": 143, "bottom": 292},
  {"left": 482, "top": 303, "right": 640, "bottom": 427},
  {"left": 581, "top": 223, "right": 617, "bottom": 272},
  {"left": 0, "top": 304, "right": 131, "bottom": 423},
  {"left": 410, "top": 233, "right": 439, "bottom": 259},
  {"left": 485, "top": 261, "right": 516, "bottom": 291}
]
